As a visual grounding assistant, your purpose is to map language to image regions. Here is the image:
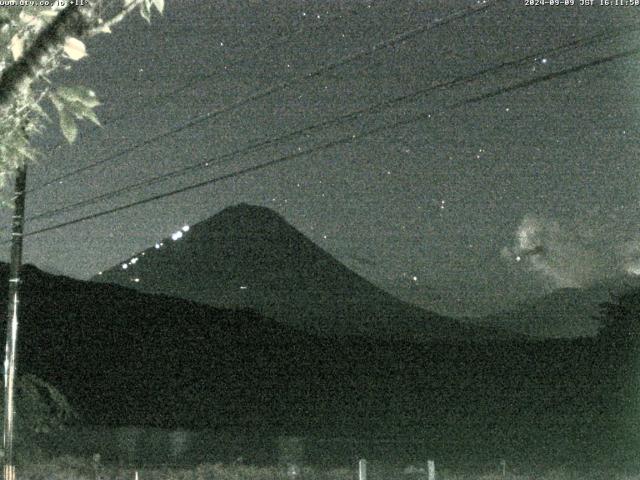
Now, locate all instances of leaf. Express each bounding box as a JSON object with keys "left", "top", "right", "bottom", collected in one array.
[
  {"left": 10, "top": 34, "right": 24, "bottom": 61},
  {"left": 82, "top": 108, "right": 101, "bottom": 126},
  {"left": 152, "top": 0, "right": 164, "bottom": 14},
  {"left": 59, "top": 110, "right": 77, "bottom": 143},
  {"left": 95, "top": 23, "right": 112, "bottom": 34},
  {"left": 63, "top": 37, "right": 87, "bottom": 61},
  {"left": 140, "top": 1, "right": 151, "bottom": 23},
  {"left": 57, "top": 86, "right": 100, "bottom": 108},
  {"left": 49, "top": 93, "right": 64, "bottom": 113},
  {"left": 140, "top": 5, "right": 151, "bottom": 23},
  {"left": 30, "top": 101, "right": 50, "bottom": 123},
  {"left": 19, "top": 11, "right": 42, "bottom": 27},
  {"left": 38, "top": 9, "right": 58, "bottom": 18},
  {"left": 15, "top": 145, "right": 35, "bottom": 161},
  {"left": 140, "top": 10, "right": 150, "bottom": 23},
  {"left": 66, "top": 101, "right": 101, "bottom": 126},
  {"left": 50, "top": 87, "right": 102, "bottom": 139}
]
